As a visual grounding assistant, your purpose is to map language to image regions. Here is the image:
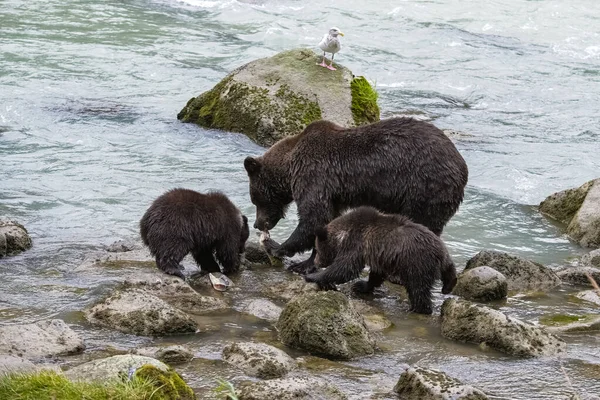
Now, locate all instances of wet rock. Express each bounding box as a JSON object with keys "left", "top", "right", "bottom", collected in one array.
[
  {"left": 556, "top": 266, "right": 600, "bottom": 286},
  {"left": 464, "top": 250, "right": 561, "bottom": 291},
  {"left": 265, "top": 278, "right": 318, "bottom": 302},
  {"left": 243, "top": 299, "right": 282, "bottom": 322},
  {"left": 452, "top": 266, "right": 508, "bottom": 301},
  {"left": 350, "top": 300, "right": 393, "bottom": 332},
  {"left": 222, "top": 342, "right": 296, "bottom": 379},
  {"left": 244, "top": 242, "right": 271, "bottom": 264},
  {"left": 440, "top": 298, "right": 566, "bottom": 357},
  {"left": 0, "top": 355, "right": 37, "bottom": 375},
  {"left": 134, "top": 345, "right": 194, "bottom": 364},
  {"left": 0, "top": 319, "right": 85, "bottom": 359},
  {"left": 575, "top": 290, "right": 600, "bottom": 306},
  {"left": 122, "top": 271, "right": 229, "bottom": 315},
  {"left": 394, "top": 366, "right": 489, "bottom": 400},
  {"left": 277, "top": 291, "right": 375, "bottom": 360},
  {"left": 237, "top": 376, "right": 347, "bottom": 400},
  {"left": 540, "top": 314, "right": 600, "bottom": 333},
  {"left": 0, "top": 219, "right": 32, "bottom": 257},
  {"left": 539, "top": 179, "right": 600, "bottom": 249},
  {"left": 177, "top": 48, "right": 379, "bottom": 147},
  {"left": 85, "top": 289, "right": 198, "bottom": 336},
  {"left": 581, "top": 249, "right": 600, "bottom": 269},
  {"left": 106, "top": 239, "right": 141, "bottom": 253}
]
